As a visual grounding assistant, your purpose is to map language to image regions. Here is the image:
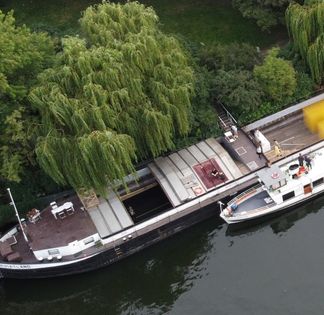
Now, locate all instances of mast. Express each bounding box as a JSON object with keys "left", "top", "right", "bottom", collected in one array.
[{"left": 7, "top": 188, "right": 29, "bottom": 243}]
